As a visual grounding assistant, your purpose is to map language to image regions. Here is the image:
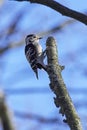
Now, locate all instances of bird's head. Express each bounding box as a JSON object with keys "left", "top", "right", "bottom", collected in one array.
[{"left": 25, "top": 34, "right": 42, "bottom": 45}]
